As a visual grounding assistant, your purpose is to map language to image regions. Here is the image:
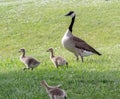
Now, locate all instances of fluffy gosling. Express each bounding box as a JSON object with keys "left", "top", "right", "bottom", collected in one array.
[
  {"left": 19, "top": 48, "right": 40, "bottom": 70},
  {"left": 41, "top": 80, "right": 67, "bottom": 99},
  {"left": 47, "top": 48, "right": 68, "bottom": 68}
]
